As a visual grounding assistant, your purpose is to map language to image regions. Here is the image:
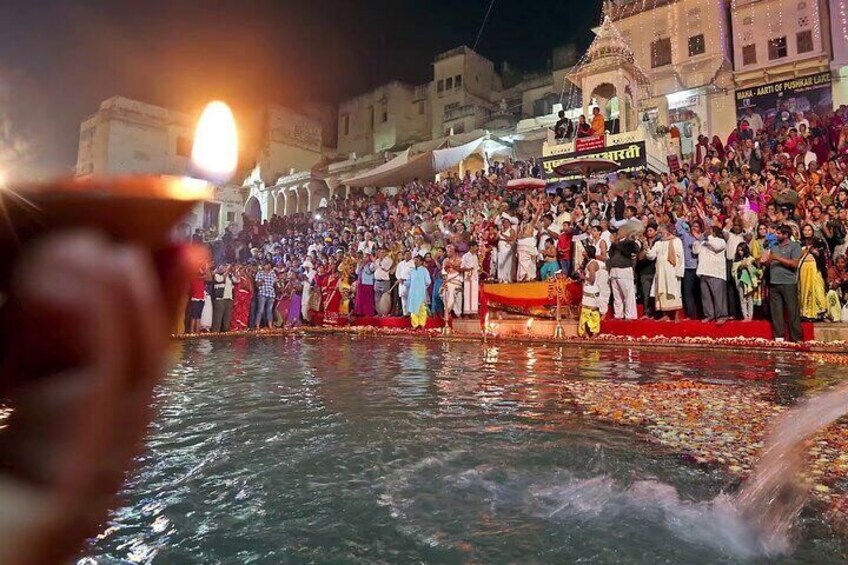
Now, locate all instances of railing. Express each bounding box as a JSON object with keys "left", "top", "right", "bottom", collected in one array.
[
  {"left": 444, "top": 104, "right": 488, "bottom": 122},
  {"left": 413, "top": 85, "right": 429, "bottom": 100}
]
